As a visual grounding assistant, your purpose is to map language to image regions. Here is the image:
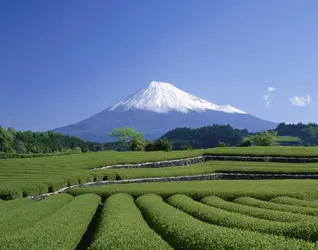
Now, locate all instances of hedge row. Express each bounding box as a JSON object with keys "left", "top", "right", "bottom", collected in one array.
[
  {"left": 89, "top": 193, "right": 171, "bottom": 250},
  {"left": 0, "top": 194, "right": 101, "bottom": 250},
  {"left": 0, "top": 171, "right": 117, "bottom": 200},
  {"left": 4, "top": 147, "right": 318, "bottom": 171},
  {"left": 201, "top": 196, "right": 315, "bottom": 223},
  {"left": 270, "top": 197, "right": 318, "bottom": 208},
  {"left": 167, "top": 195, "right": 318, "bottom": 241},
  {"left": 0, "top": 194, "right": 73, "bottom": 237},
  {"left": 0, "top": 197, "right": 35, "bottom": 213},
  {"left": 0, "top": 150, "right": 83, "bottom": 159},
  {"left": 135, "top": 194, "right": 317, "bottom": 249},
  {"left": 67, "top": 179, "right": 318, "bottom": 201},
  {"left": 234, "top": 197, "right": 318, "bottom": 216}
]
